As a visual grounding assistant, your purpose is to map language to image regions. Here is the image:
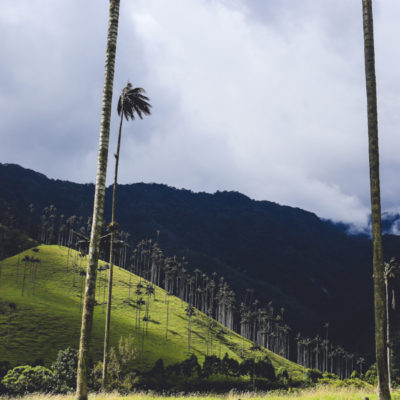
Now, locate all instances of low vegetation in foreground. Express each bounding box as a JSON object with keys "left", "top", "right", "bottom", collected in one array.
[{"left": 2, "top": 387, "right": 400, "bottom": 400}]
